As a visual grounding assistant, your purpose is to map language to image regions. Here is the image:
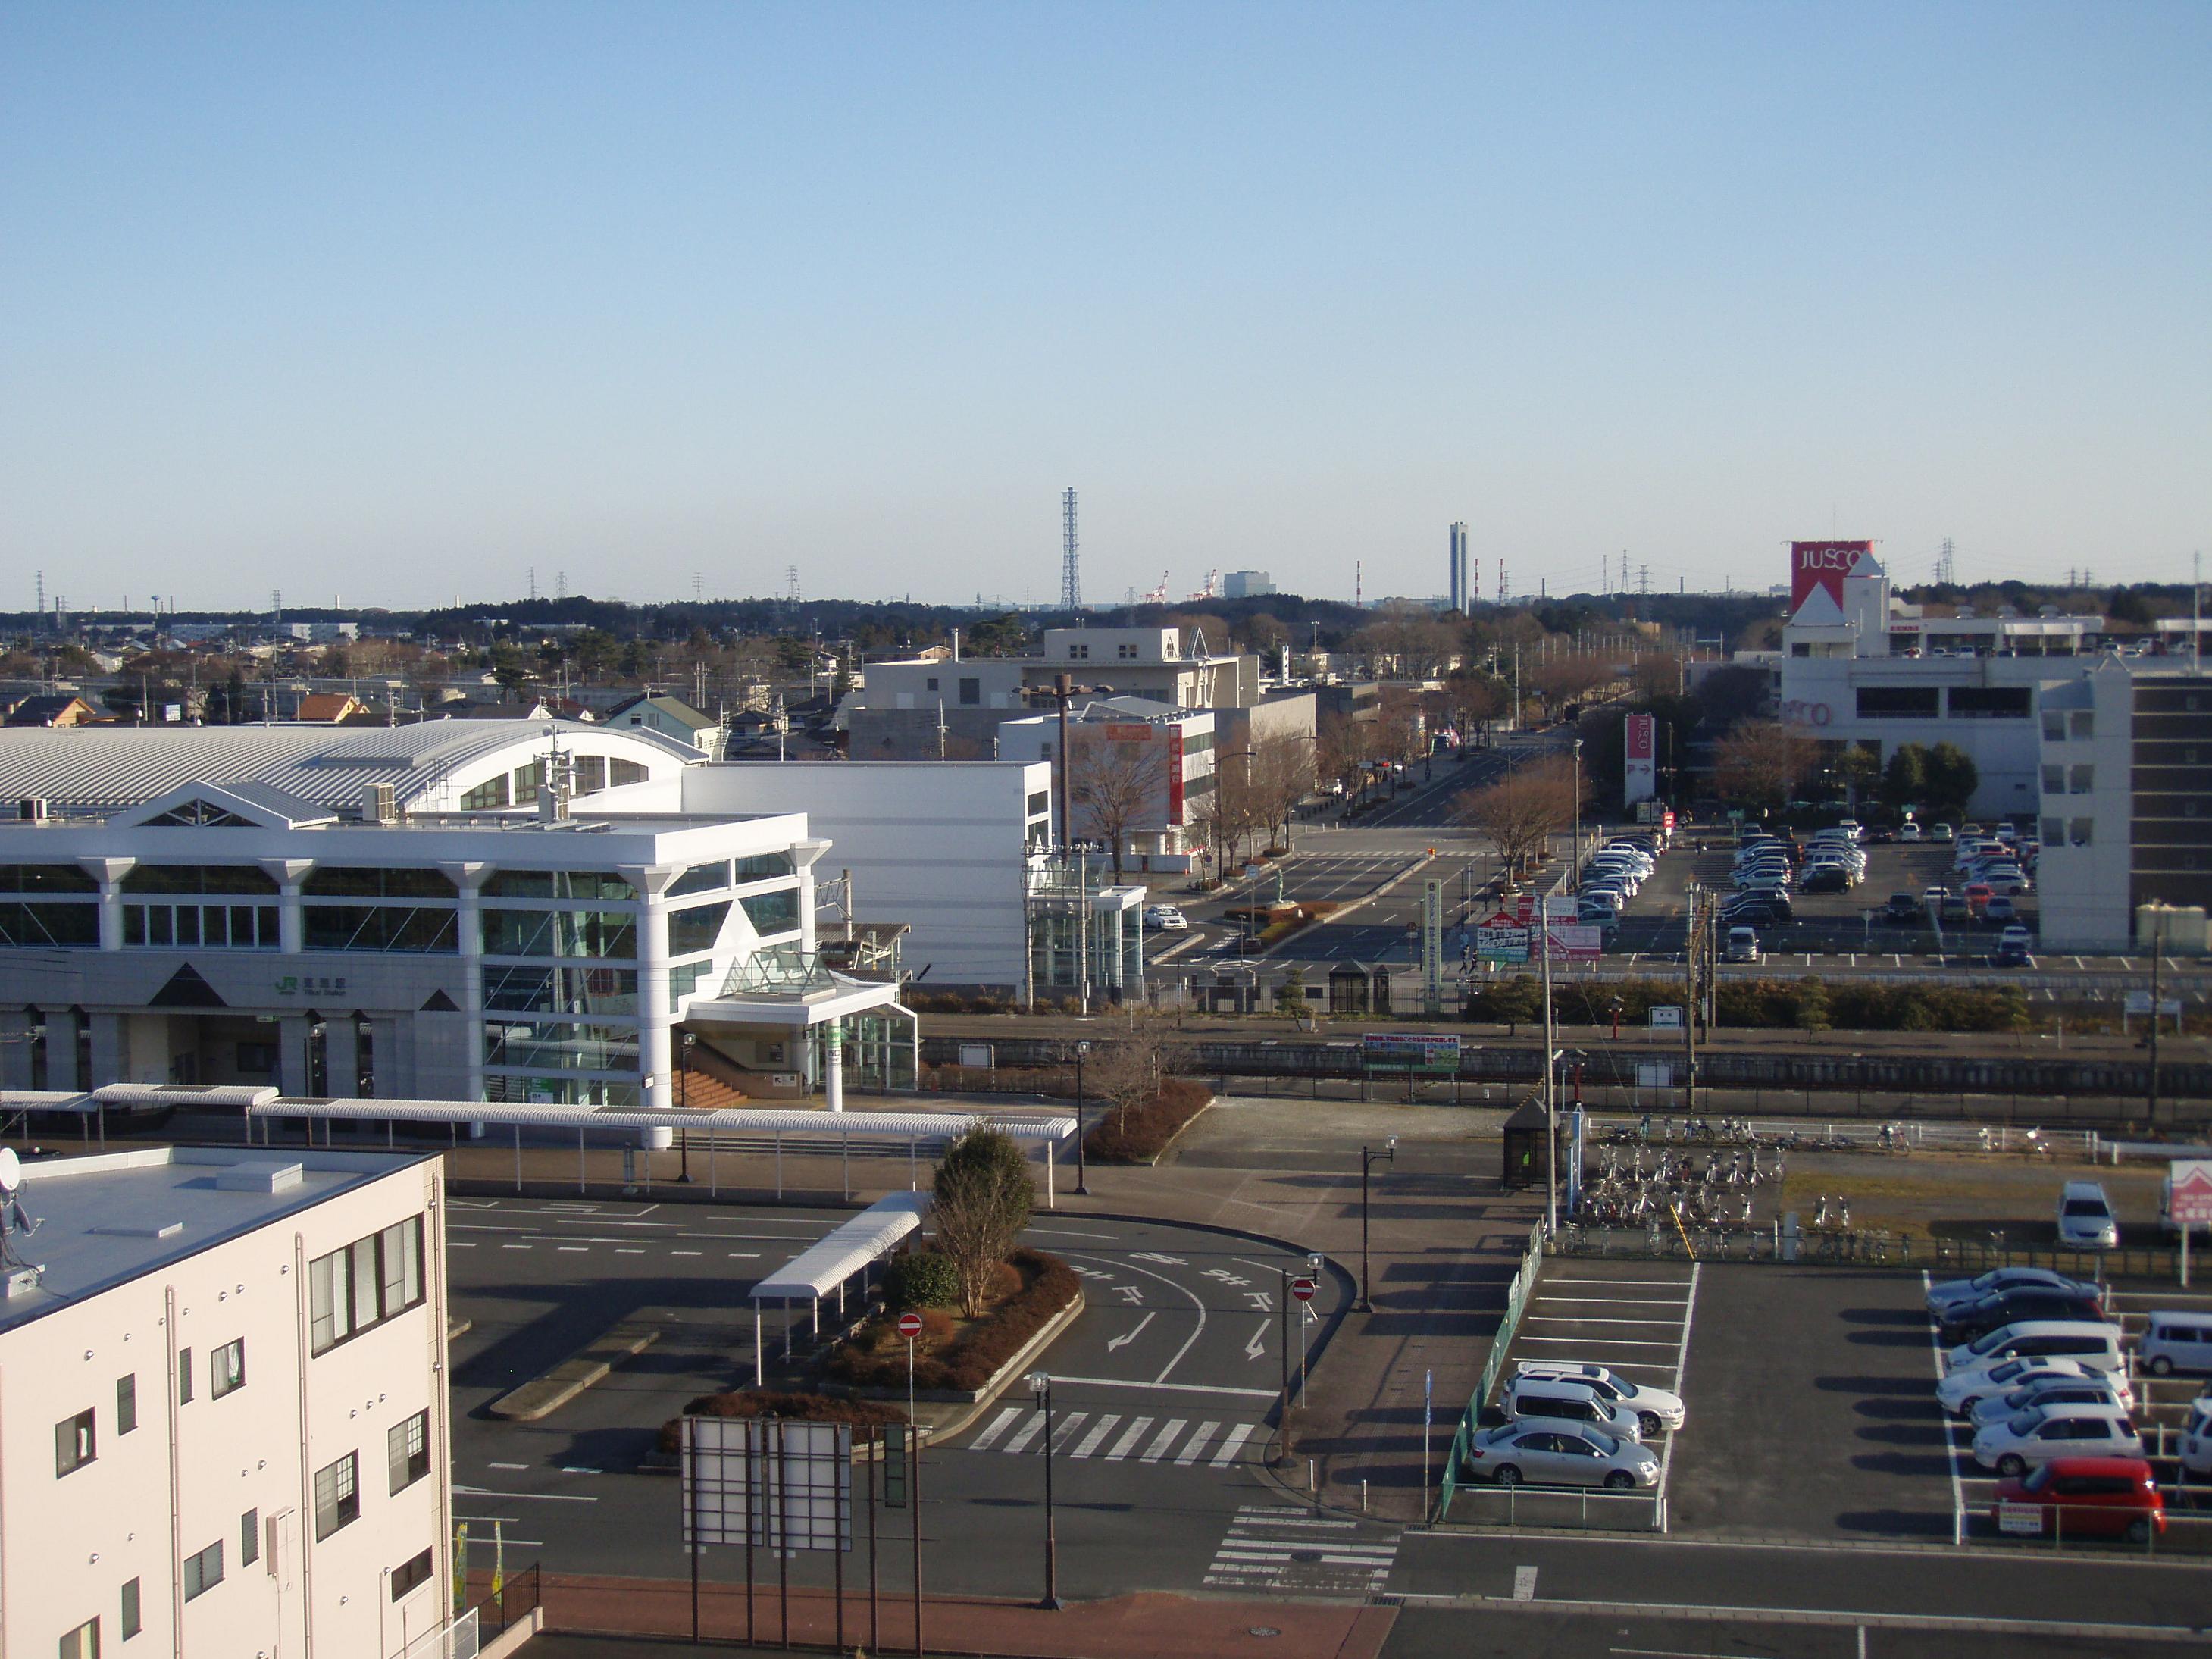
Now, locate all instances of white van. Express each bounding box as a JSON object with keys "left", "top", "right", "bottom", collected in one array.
[{"left": 2138, "top": 1312, "right": 2212, "bottom": 1377}]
